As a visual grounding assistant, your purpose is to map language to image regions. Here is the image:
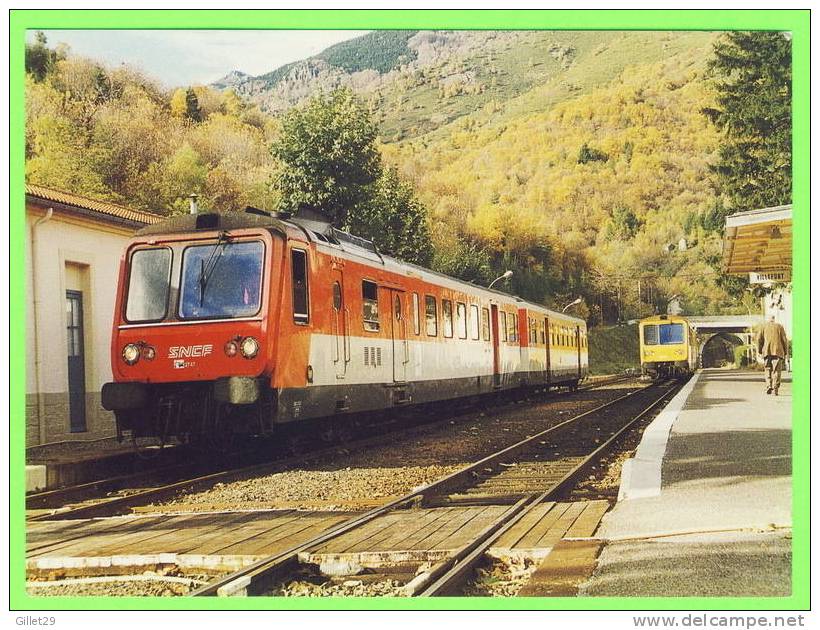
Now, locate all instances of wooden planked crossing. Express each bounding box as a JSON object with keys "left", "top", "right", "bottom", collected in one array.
[{"left": 27, "top": 500, "right": 611, "bottom": 578}]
